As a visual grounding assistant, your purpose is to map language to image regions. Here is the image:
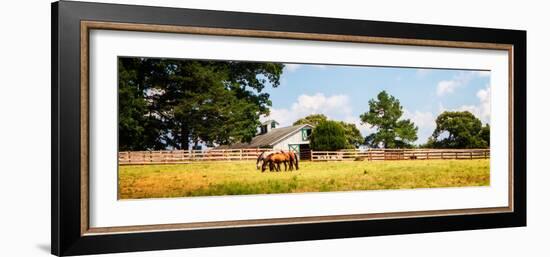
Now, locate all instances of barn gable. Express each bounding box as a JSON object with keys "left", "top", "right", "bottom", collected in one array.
[{"left": 217, "top": 124, "right": 313, "bottom": 149}]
